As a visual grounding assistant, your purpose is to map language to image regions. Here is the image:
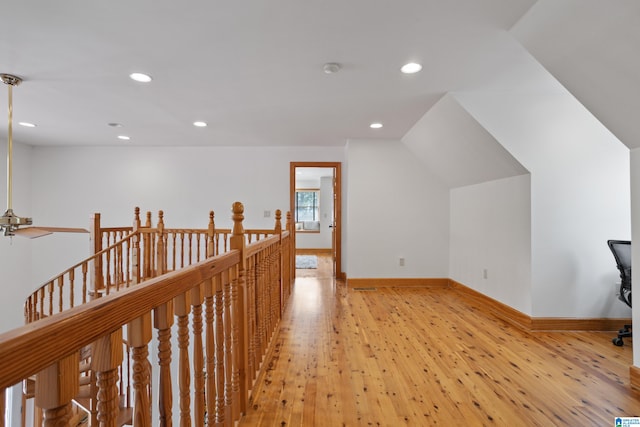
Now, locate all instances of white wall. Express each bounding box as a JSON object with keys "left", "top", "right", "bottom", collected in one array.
[
  {"left": 0, "top": 145, "right": 345, "bottom": 333},
  {"left": 345, "top": 139, "right": 449, "bottom": 278},
  {"left": 630, "top": 149, "right": 640, "bottom": 364},
  {"left": 456, "top": 91, "right": 631, "bottom": 318},
  {"left": 450, "top": 175, "right": 532, "bottom": 315}
]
